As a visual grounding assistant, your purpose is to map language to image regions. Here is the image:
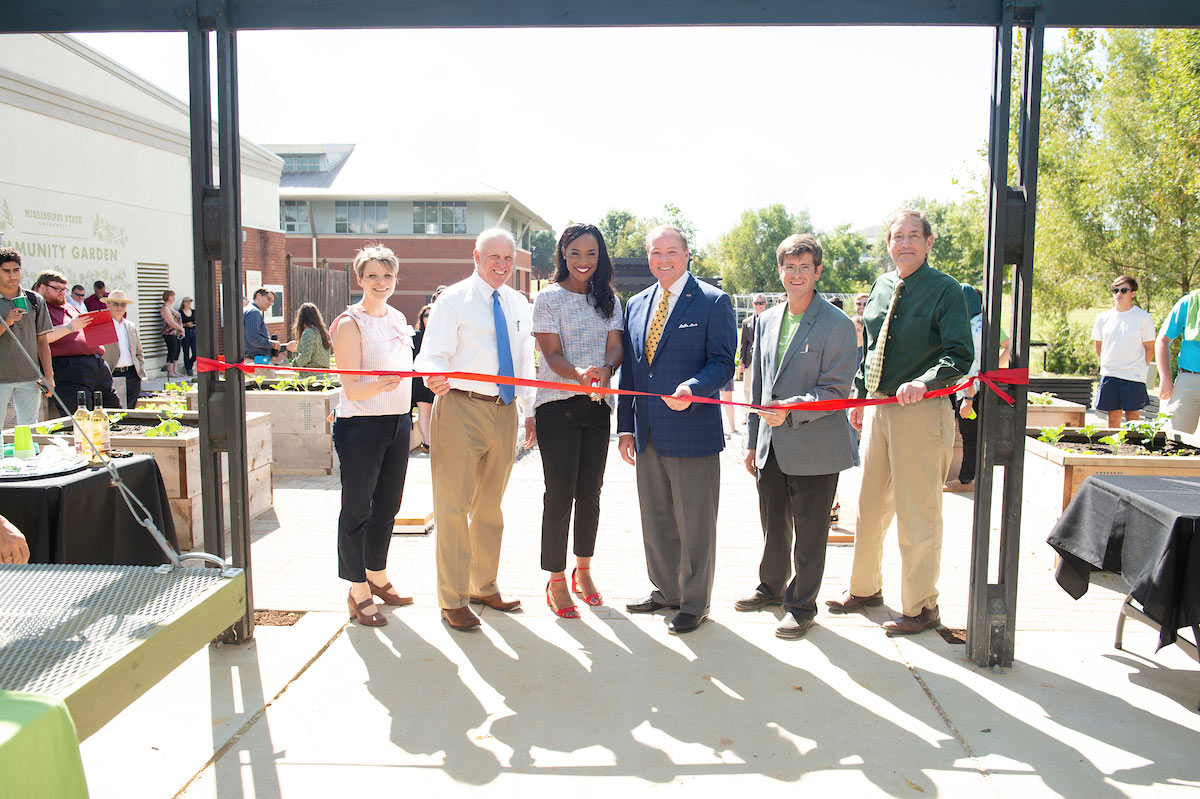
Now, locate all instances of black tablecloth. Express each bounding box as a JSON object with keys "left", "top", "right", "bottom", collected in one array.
[
  {"left": 0, "top": 455, "right": 178, "bottom": 565},
  {"left": 1047, "top": 474, "right": 1200, "bottom": 650}
]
